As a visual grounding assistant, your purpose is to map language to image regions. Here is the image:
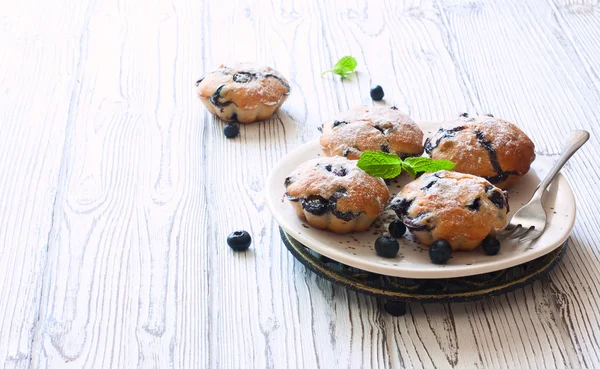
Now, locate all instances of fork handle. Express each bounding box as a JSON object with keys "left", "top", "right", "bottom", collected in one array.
[{"left": 532, "top": 130, "right": 589, "bottom": 200}]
